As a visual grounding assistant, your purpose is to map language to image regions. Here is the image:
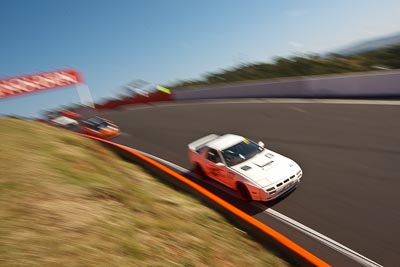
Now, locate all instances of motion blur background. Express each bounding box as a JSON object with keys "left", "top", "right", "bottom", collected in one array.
[
  {"left": 2, "top": 2, "right": 400, "bottom": 266},
  {"left": 1, "top": 0, "right": 400, "bottom": 116}
]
